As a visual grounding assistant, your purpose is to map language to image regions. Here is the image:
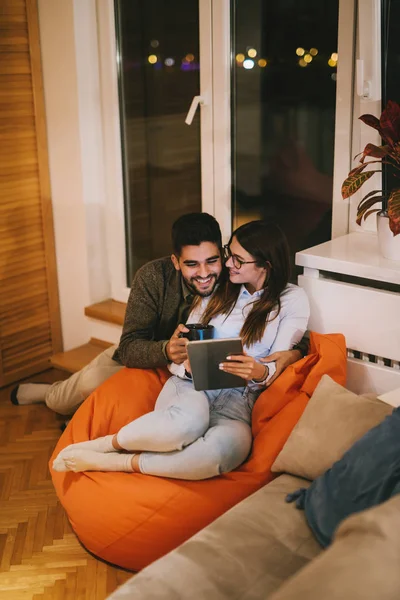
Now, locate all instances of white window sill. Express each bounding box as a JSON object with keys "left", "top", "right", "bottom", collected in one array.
[{"left": 296, "top": 232, "right": 400, "bottom": 285}]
